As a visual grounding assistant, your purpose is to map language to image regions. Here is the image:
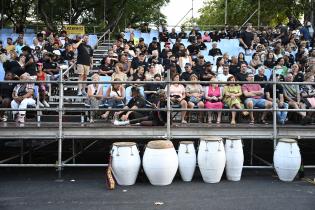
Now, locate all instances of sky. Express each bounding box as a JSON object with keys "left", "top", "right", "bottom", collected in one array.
[{"left": 160, "top": 0, "right": 205, "bottom": 26}]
